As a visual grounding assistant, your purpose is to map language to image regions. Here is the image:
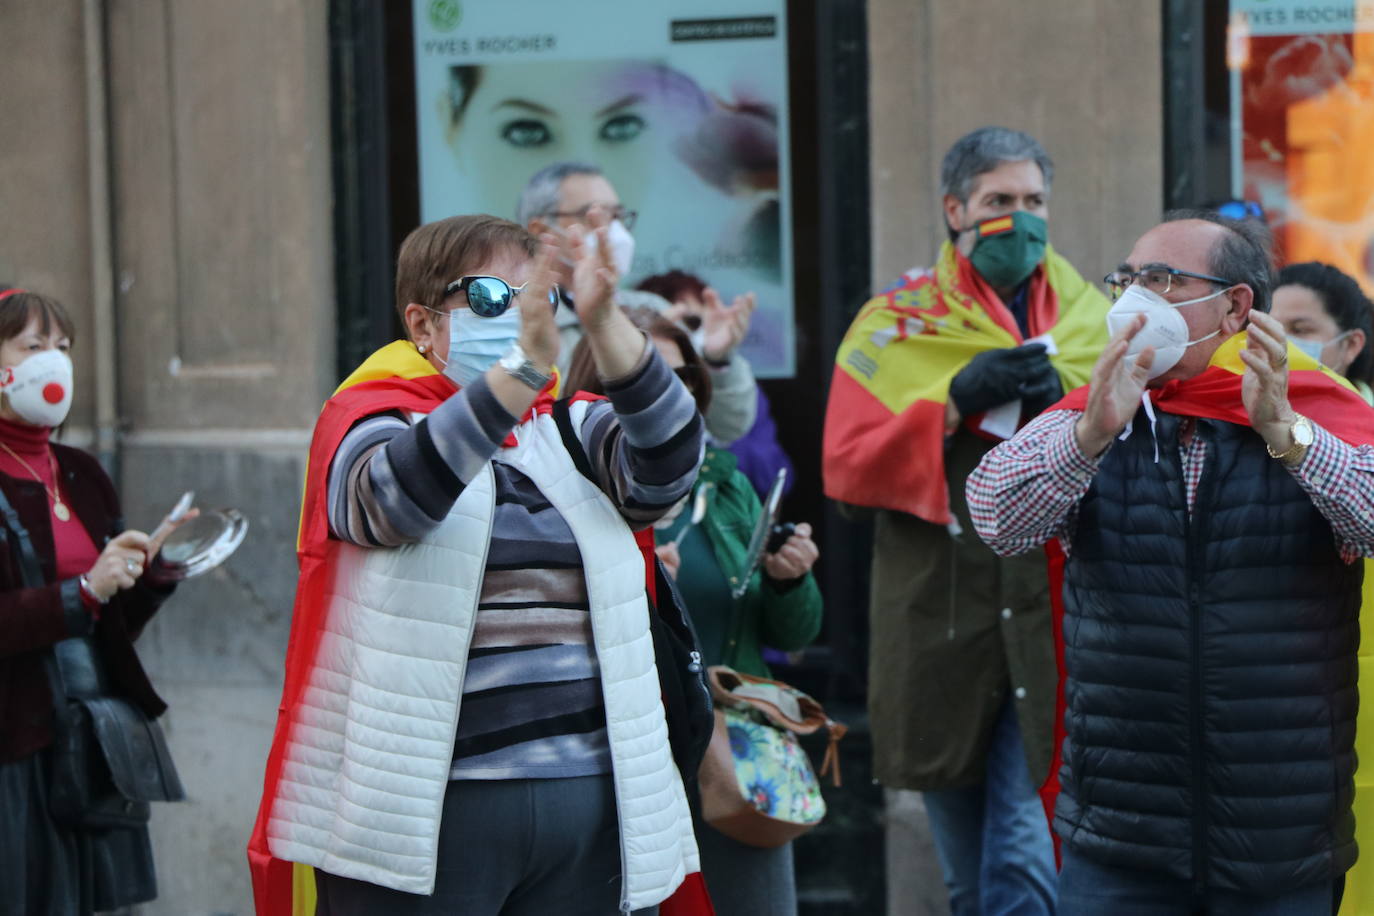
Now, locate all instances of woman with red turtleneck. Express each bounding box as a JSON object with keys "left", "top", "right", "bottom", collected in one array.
[{"left": 0, "top": 288, "right": 181, "bottom": 915}]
